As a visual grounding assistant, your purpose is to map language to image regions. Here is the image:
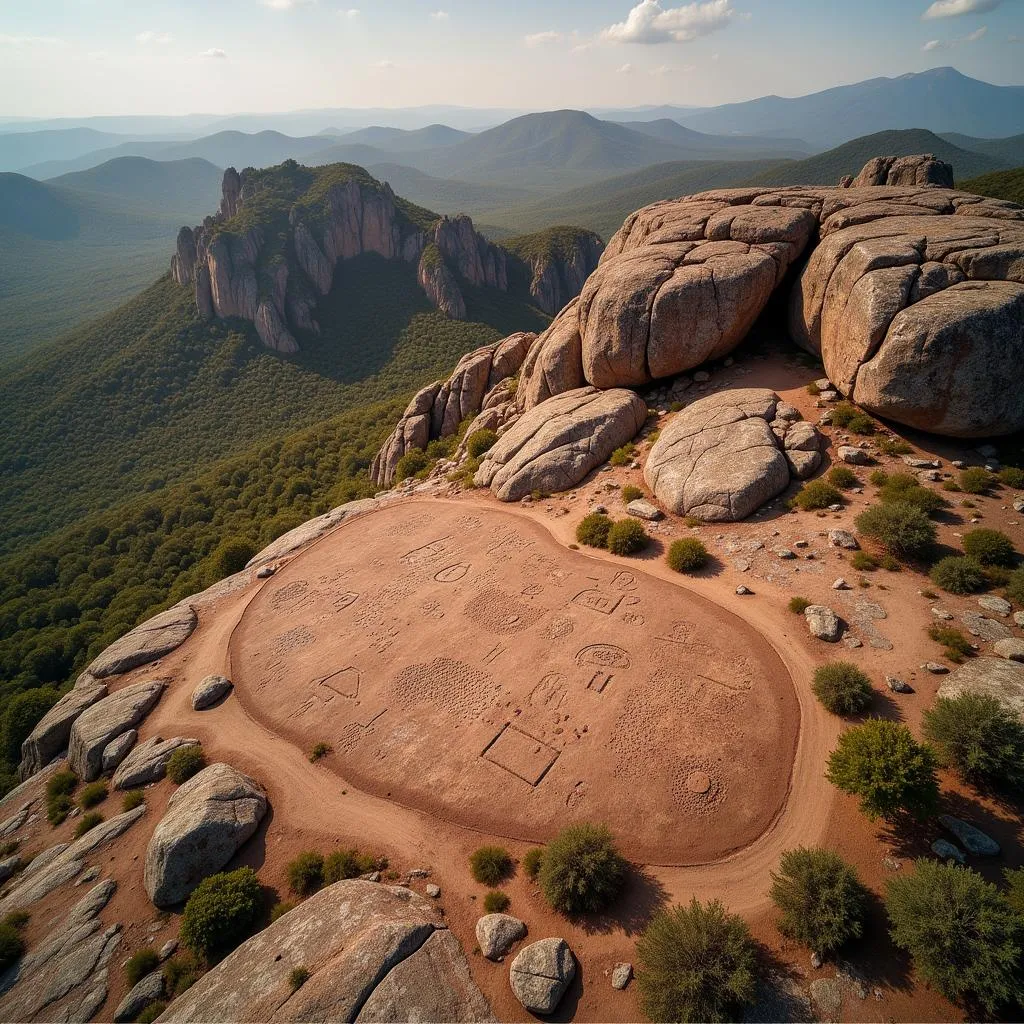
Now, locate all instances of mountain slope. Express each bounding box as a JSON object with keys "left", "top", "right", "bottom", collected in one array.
[
  {"left": 959, "top": 167, "right": 1024, "bottom": 206},
  {"left": 50, "top": 156, "right": 222, "bottom": 211},
  {"left": 0, "top": 126, "right": 187, "bottom": 172},
  {"left": 334, "top": 124, "right": 471, "bottom": 152},
  {"left": 621, "top": 119, "right": 810, "bottom": 158},
  {"left": 366, "top": 163, "right": 537, "bottom": 214},
  {"left": 681, "top": 68, "right": 1024, "bottom": 150},
  {"left": 940, "top": 132, "right": 1024, "bottom": 168}
]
